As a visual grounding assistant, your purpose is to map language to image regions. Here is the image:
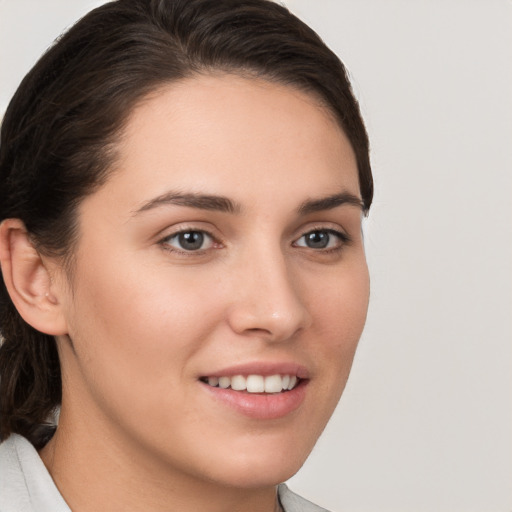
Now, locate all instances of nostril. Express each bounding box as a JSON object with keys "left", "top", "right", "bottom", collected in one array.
[{"left": 246, "top": 327, "right": 272, "bottom": 335}]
